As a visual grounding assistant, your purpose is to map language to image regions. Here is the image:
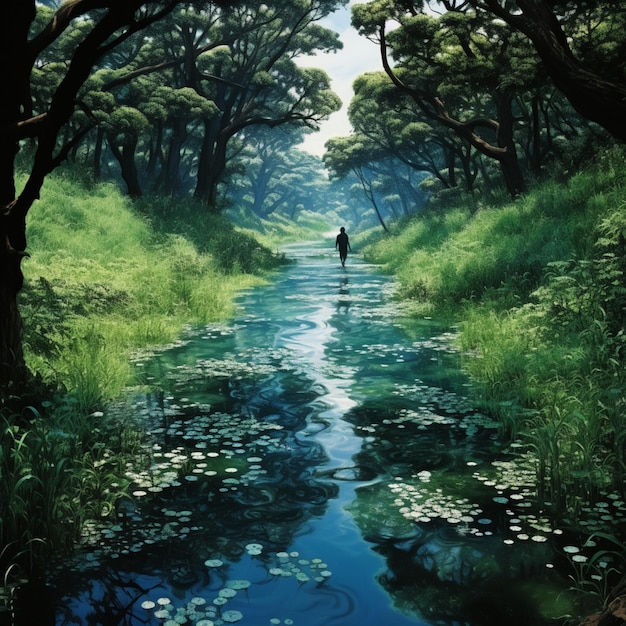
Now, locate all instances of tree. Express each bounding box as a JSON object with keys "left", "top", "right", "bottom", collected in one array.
[
  {"left": 350, "top": 0, "right": 626, "bottom": 197},
  {"left": 68, "top": 1, "right": 345, "bottom": 207},
  {"left": 190, "top": 0, "right": 345, "bottom": 207},
  {"left": 470, "top": 0, "right": 626, "bottom": 142},
  {"left": 0, "top": 0, "right": 341, "bottom": 399},
  {"left": 348, "top": 71, "right": 478, "bottom": 192},
  {"left": 325, "top": 135, "right": 396, "bottom": 231},
  {"left": 351, "top": 2, "right": 535, "bottom": 197}
]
